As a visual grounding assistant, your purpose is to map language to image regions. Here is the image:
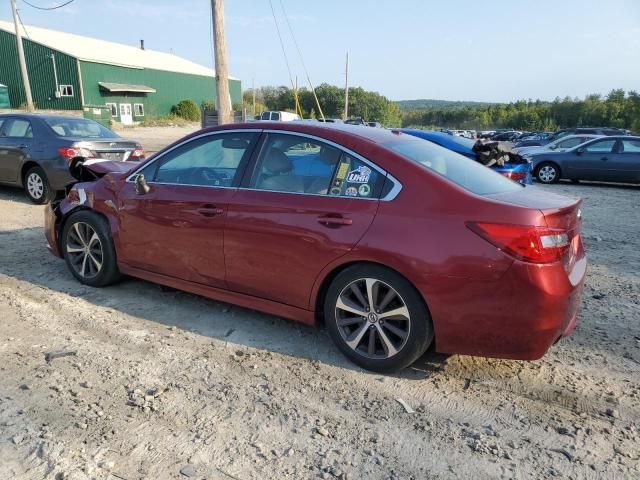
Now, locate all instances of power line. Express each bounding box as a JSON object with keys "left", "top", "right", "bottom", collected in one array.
[
  {"left": 278, "top": 0, "right": 325, "bottom": 120},
  {"left": 21, "top": 0, "right": 74, "bottom": 10},
  {"left": 268, "top": 0, "right": 303, "bottom": 118}
]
